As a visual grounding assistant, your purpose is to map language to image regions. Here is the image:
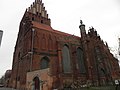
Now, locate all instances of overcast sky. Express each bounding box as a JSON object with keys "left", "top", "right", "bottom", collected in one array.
[{"left": 0, "top": 0, "right": 120, "bottom": 77}]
